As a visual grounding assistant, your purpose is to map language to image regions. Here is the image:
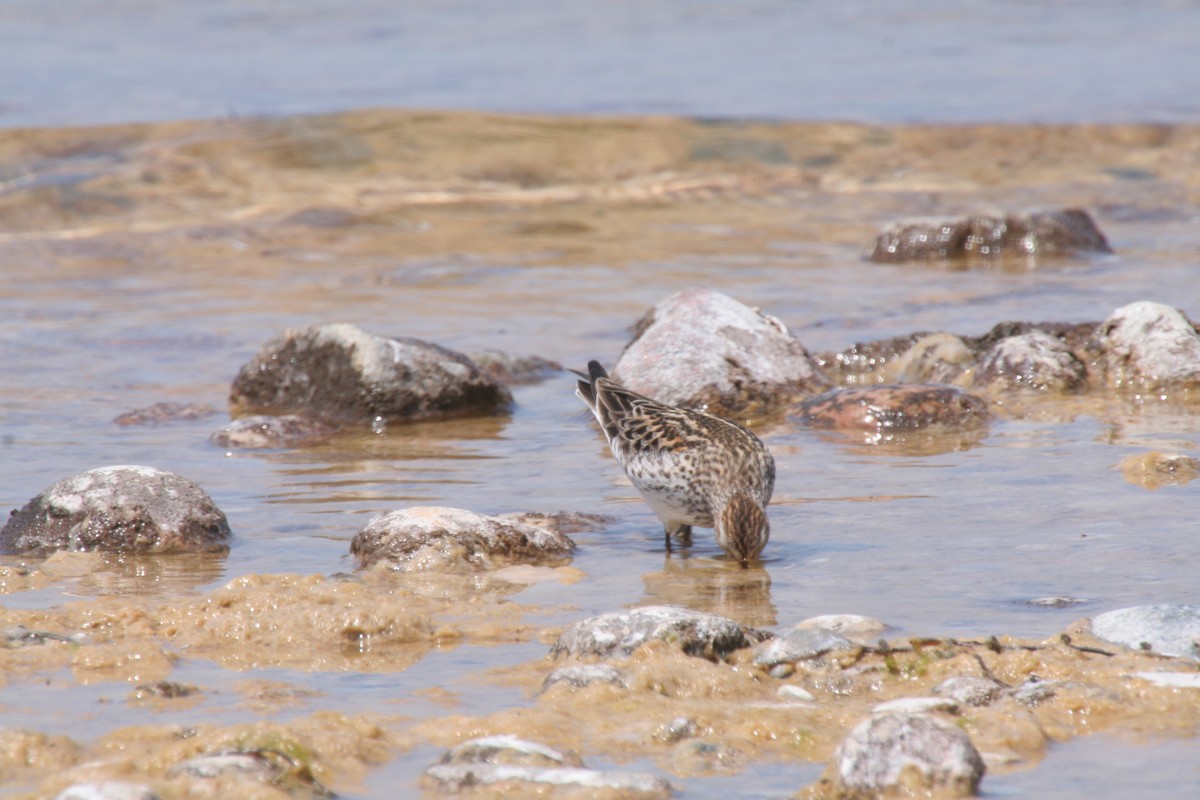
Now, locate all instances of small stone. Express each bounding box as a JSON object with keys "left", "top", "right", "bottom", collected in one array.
[
  {"left": 778, "top": 685, "right": 817, "bottom": 702},
  {"left": 768, "top": 663, "right": 796, "bottom": 679},
  {"left": 210, "top": 414, "right": 337, "bottom": 449},
  {"left": 1090, "top": 605, "right": 1200, "bottom": 660},
  {"left": 1097, "top": 301, "right": 1200, "bottom": 393},
  {"left": 872, "top": 696, "right": 960, "bottom": 715},
  {"left": 1, "top": 466, "right": 231, "bottom": 556},
  {"left": 551, "top": 605, "right": 770, "bottom": 661},
  {"left": 1119, "top": 451, "right": 1200, "bottom": 490},
  {"left": 796, "top": 614, "right": 888, "bottom": 644},
  {"left": 113, "top": 402, "right": 219, "bottom": 426},
  {"left": 830, "top": 712, "right": 986, "bottom": 798},
  {"left": 230, "top": 323, "right": 511, "bottom": 426},
  {"left": 54, "top": 784, "right": 160, "bottom": 800},
  {"left": 541, "top": 665, "right": 629, "bottom": 693},
  {"left": 129, "top": 681, "right": 200, "bottom": 700},
  {"left": 933, "top": 676, "right": 1006, "bottom": 707},
  {"left": 868, "top": 208, "right": 1111, "bottom": 263},
  {"left": 654, "top": 717, "right": 697, "bottom": 743},
  {"left": 752, "top": 627, "right": 855, "bottom": 667},
  {"left": 350, "top": 506, "right": 575, "bottom": 571},
  {"left": 1131, "top": 672, "right": 1200, "bottom": 689},
  {"left": 1010, "top": 677, "right": 1060, "bottom": 706},
  {"left": 974, "top": 330, "right": 1088, "bottom": 393},
  {"left": 612, "top": 288, "right": 830, "bottom": 416}
]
